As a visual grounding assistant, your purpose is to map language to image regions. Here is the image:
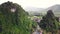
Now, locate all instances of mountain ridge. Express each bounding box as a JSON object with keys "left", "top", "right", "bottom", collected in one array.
[{"left": 24, "top": 4, "right": 60, "bottom": 16}]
